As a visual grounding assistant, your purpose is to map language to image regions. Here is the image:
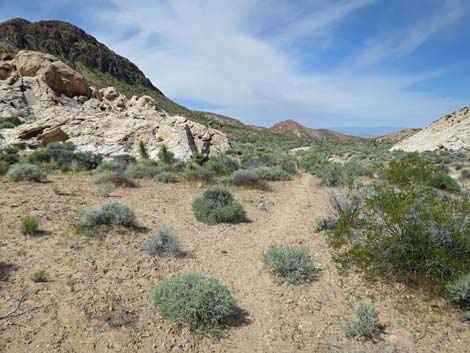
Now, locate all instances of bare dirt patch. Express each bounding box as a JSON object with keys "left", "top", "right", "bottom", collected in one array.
[{"left": 0, "top": 173, "right": 468, "bottom": 352}]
